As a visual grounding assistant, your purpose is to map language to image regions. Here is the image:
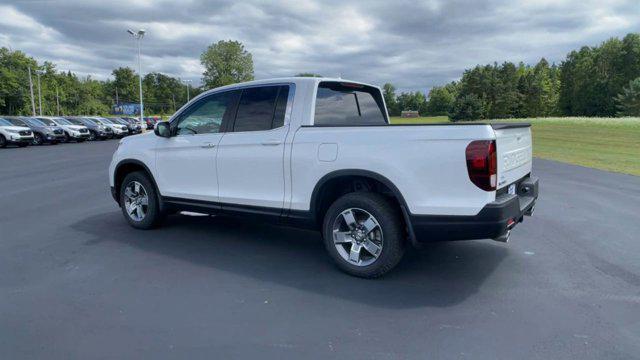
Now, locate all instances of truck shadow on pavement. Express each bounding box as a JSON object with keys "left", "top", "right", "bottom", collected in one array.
[{"left": 73, "top": 211, "right": 508, "bottom": 309}]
